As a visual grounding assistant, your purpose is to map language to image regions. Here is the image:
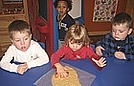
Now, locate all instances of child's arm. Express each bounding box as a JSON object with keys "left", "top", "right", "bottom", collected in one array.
[
  {"left": 17, "top": 63, "right": 28, "bottom": 74},
  {"left": 96, "top": 46, "right": 105, "bottom": 56},
  {"left": 54, "top": 63, "right": 68, "bottom": 78},
  {"left": 95, "top": 33, "right": 111, "bottom": 57},
  {"left": 87, "top": 46, "right": 106, "bottom": 68},
  {"left": 114, "top": 51, "right": 126, "bottom": 59},
  {"left": 0, "top": 46, "right": 19, "bottom": 73},
  {"left": 114, "top": 34, "right": 134, "bottom": 60},
  {"left": 26, "top": 41, "right": 49, "bottom": 69},
  {"left": 92, "top": 57, "right": 106, "bottom": 67},
  {"left": 51, "top": 46, "right": 68, "bottom": 78},
  {"left": 51, "top": 45, "right": 66, "bottom": 68}
]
